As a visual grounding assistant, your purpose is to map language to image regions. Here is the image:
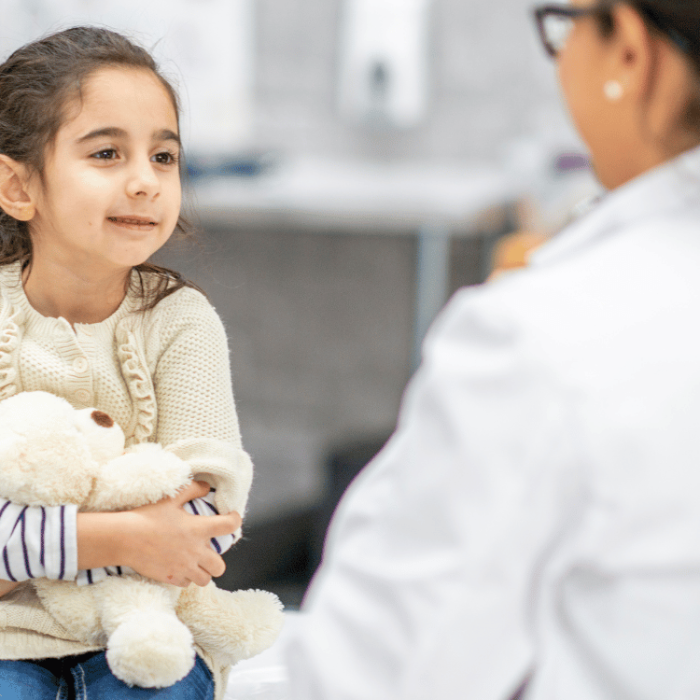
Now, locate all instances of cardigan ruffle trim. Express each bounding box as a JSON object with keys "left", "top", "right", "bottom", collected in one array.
[
  {"left": 0, "top": 302, "right": 24, "bottom": 402},
  {"left": 116, "top": 327, "right": 156, "bottom": 446}
]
